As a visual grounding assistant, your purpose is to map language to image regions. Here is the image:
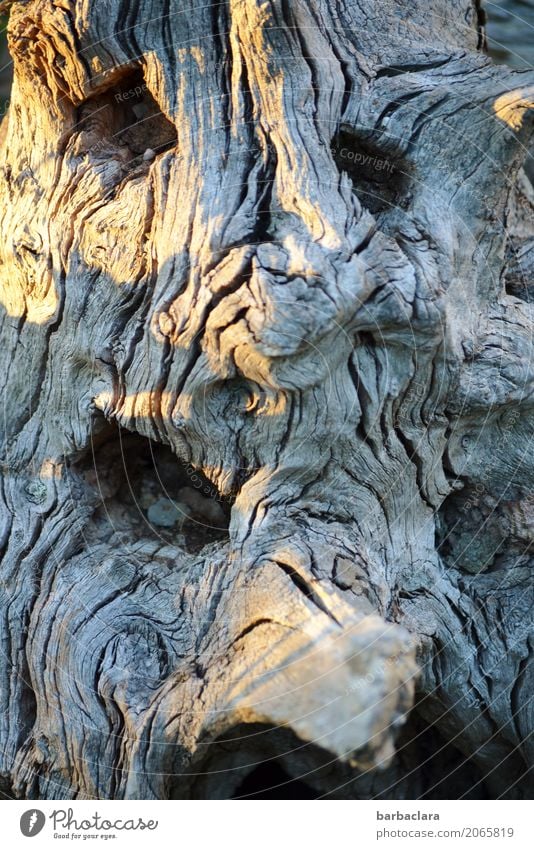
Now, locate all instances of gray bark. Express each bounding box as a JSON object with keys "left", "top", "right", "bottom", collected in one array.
[{"left": 0, "top": 0, "right": 532, "bottom": 799}]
